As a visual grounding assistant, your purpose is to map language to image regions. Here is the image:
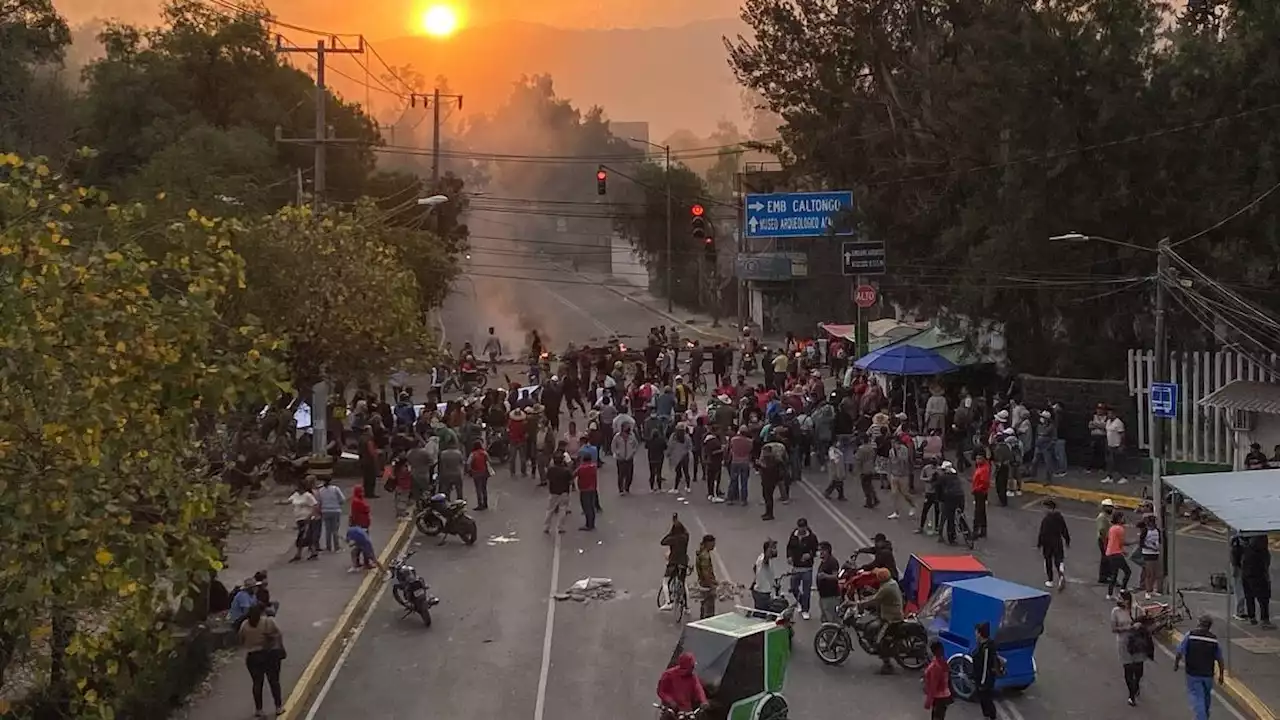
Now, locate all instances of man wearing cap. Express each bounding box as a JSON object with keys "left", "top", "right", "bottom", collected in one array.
[
  {"left": 508, "top": 407, "right": 529, "bottom": 477},
  {"left": 1097, "top": 498, "right": 1117, "bottom": 584},
  {"left": 1174, "top": 615, "right": 1225, "bottom": 720}
]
